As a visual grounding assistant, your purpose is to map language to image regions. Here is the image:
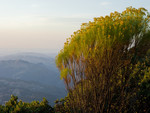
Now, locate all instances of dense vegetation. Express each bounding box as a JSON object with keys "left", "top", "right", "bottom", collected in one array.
[
  {"left": 55, "top": 7, "right": 150, "bottom": 113},
  {"left": 0, "top": 95, "right": 54, "bottom": 113},
  {"left": 0, "top": 7, "right": 149, "bottom": 113}
]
